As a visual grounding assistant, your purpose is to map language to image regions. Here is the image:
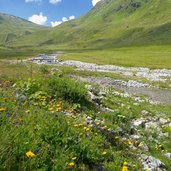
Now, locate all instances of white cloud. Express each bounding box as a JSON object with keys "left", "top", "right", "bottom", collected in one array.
[
  {"left": 49, "top": 0, "right": 62, "bottom": 4},
  {"left": 28, "top": 12, "right": 47, "bottom": 25},
  {"left": 51, "top": 21, "right": 62, "bottom": 27},
  {"left": 51, "top": 15, "right": 75, "bottom": 27},
  {"left": 92, "top": 0, "right": 101, "bottom": 6},
  {"left": 69, "top": 16, "right": 75, "bottom": 20},
  {"left": 25, "top": 0, "right": 42, "bottom": 3},
  {"left": 62, "top": 17, "right": 68, "bottom": 22}
]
